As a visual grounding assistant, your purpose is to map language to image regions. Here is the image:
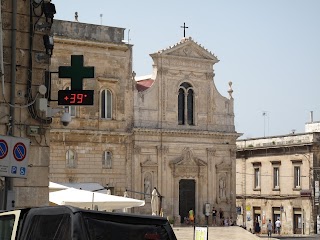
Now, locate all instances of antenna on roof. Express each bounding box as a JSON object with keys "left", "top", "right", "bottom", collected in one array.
[
  {"left": 262, "top": 111, "right": 269, "bottom": 137},
  {"left": 100, "top": 14, "right": 103, "bottom": 25}
]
